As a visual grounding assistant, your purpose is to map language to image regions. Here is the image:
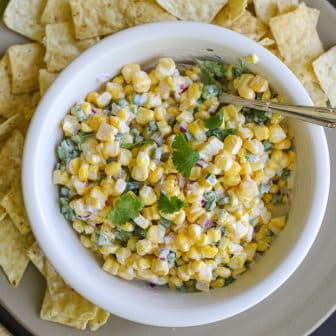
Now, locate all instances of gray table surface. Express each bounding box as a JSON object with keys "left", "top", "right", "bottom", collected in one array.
[{"left": 1, "top": 0, "right": 336, "bottom": 335}]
